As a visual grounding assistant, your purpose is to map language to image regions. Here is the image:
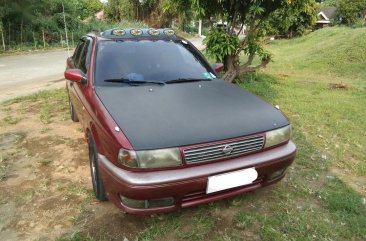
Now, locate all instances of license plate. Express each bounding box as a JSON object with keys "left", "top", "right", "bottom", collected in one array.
[{"left": 206, "top": 168, "right": 258, "bottom": 194}]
